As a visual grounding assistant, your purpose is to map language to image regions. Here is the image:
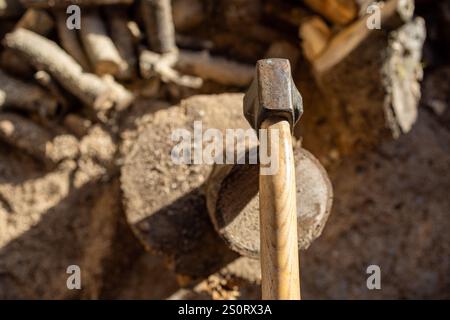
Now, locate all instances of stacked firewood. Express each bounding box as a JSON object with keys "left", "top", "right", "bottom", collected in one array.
[{"left": 0, "top": 0, "right": 426, "bottom": 167}]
